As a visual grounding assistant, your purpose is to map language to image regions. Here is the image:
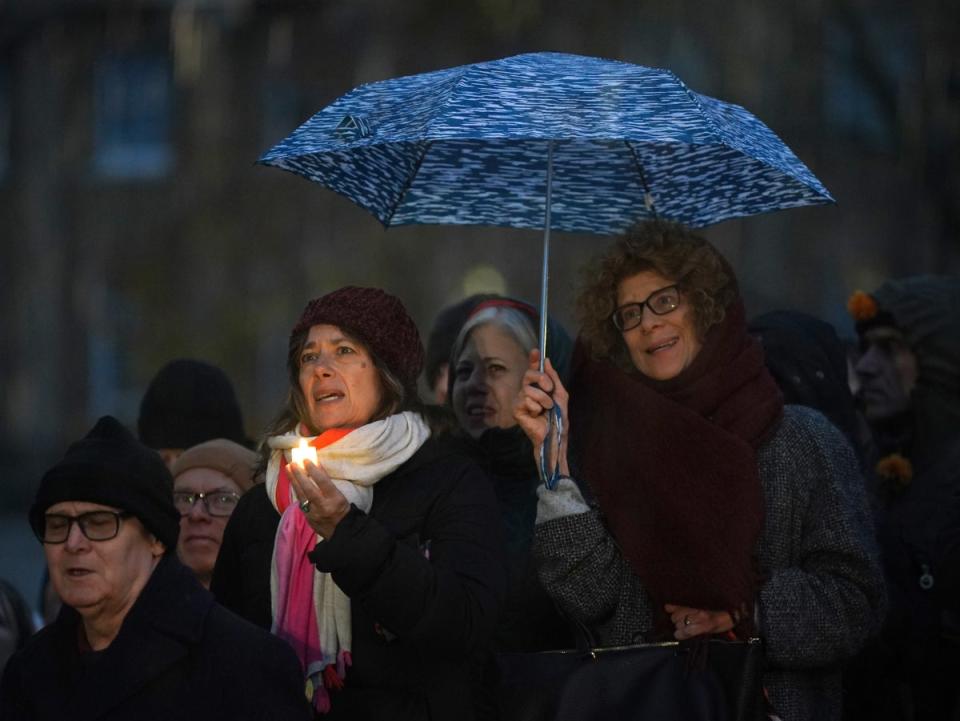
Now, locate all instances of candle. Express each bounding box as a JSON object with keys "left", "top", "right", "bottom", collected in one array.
[{"left": 290, "top": 438, "right": 318, "bottom": 467}]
